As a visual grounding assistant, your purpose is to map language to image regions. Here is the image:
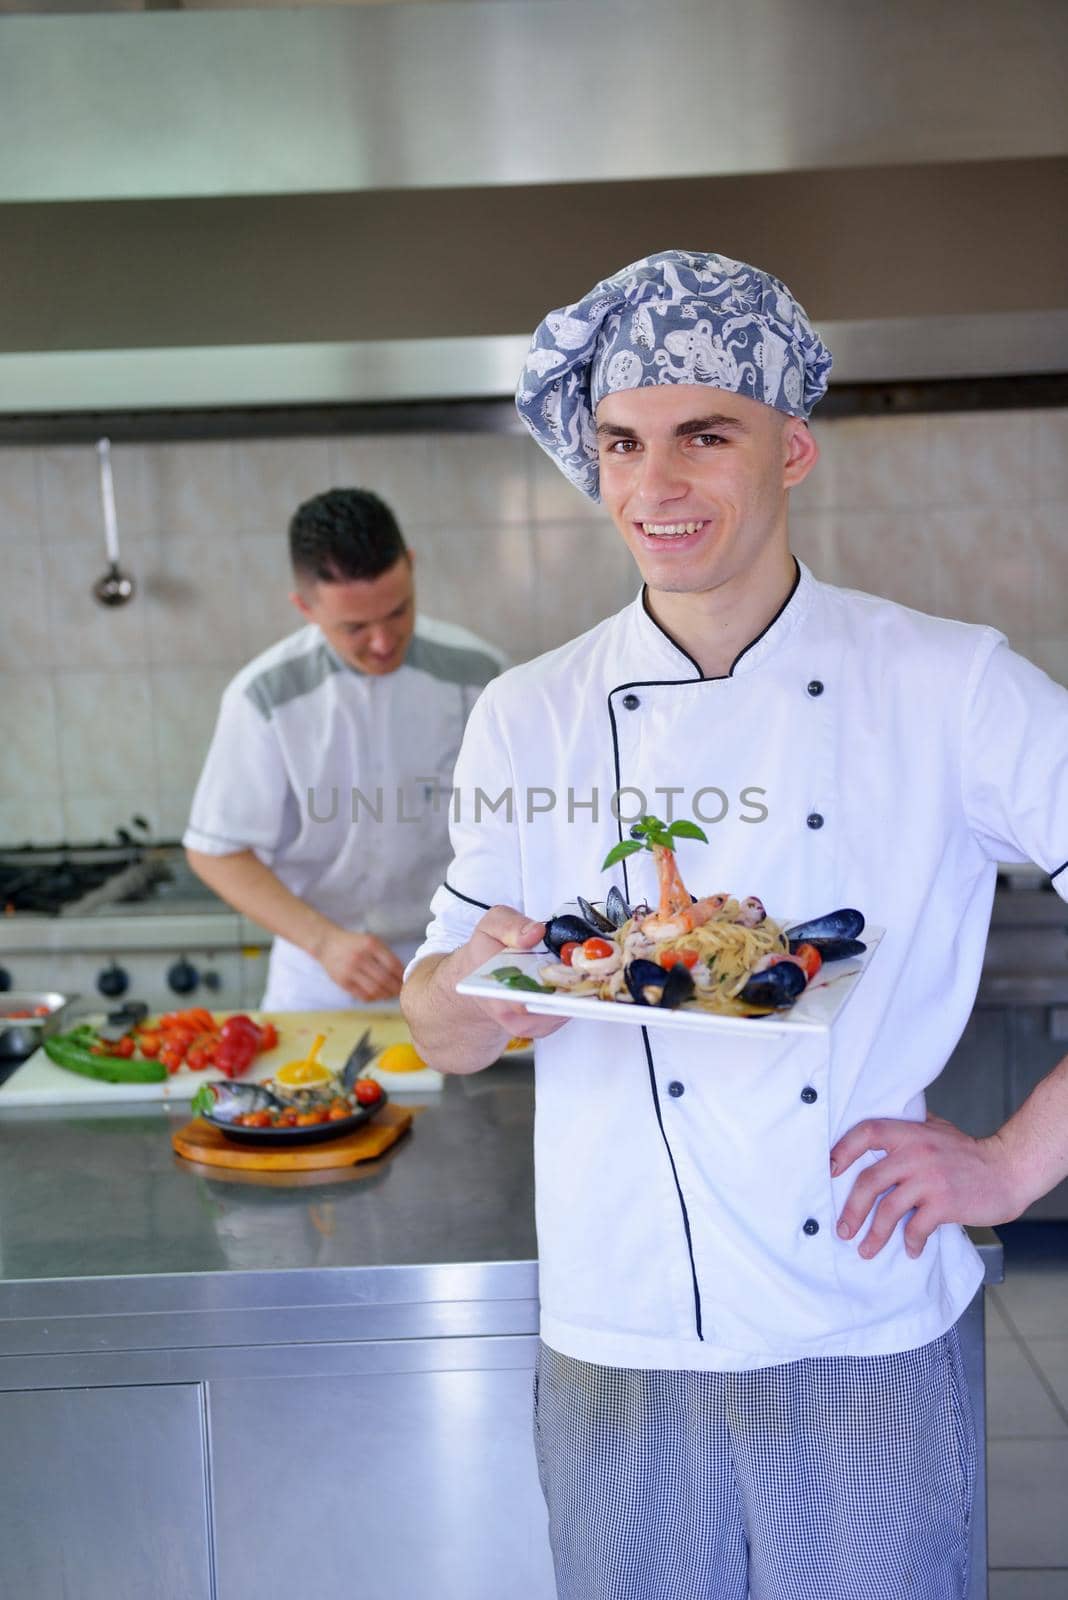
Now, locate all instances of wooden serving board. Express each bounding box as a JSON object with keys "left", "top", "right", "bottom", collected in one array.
[{"left": 171, "top": 1103, "right": 413, "bottom": 1171}]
